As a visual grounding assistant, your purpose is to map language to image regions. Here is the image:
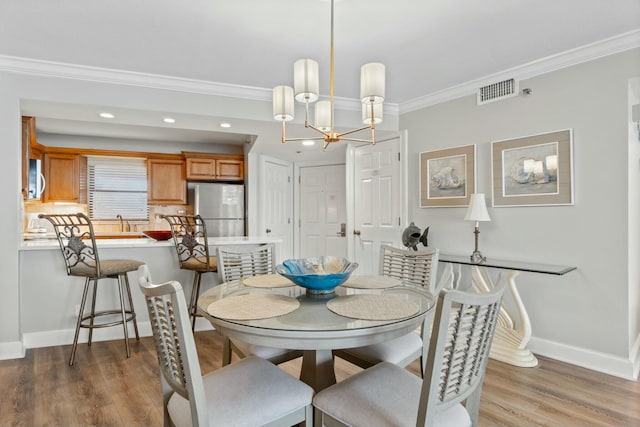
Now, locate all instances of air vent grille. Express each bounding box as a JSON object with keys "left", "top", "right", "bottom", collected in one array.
[{"left": 477, "top": 79, "right": 518, "bottom": 105}]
